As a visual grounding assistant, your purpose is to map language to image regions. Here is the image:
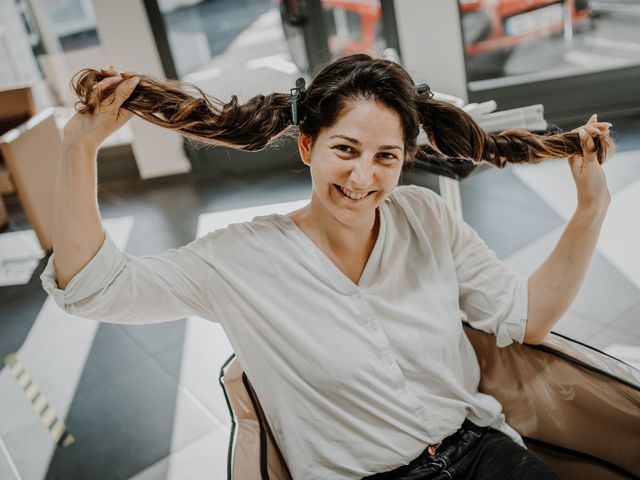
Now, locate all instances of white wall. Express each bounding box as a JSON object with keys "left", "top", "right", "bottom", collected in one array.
[
  {"left": 91, "top": 0, "right": 191, "bottom": 178},
  {"left": 393, "top": 0, "right": 468, "bottom": 102}
]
